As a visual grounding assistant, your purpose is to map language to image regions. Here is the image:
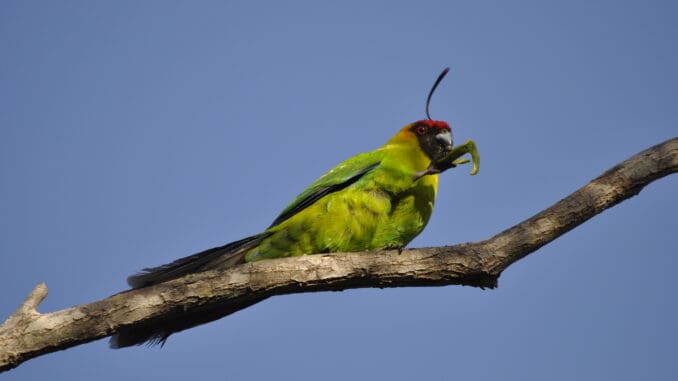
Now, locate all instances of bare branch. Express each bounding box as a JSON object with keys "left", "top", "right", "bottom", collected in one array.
[{"left": 1, "top": 138, "right": 676, "bottom": 372}]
